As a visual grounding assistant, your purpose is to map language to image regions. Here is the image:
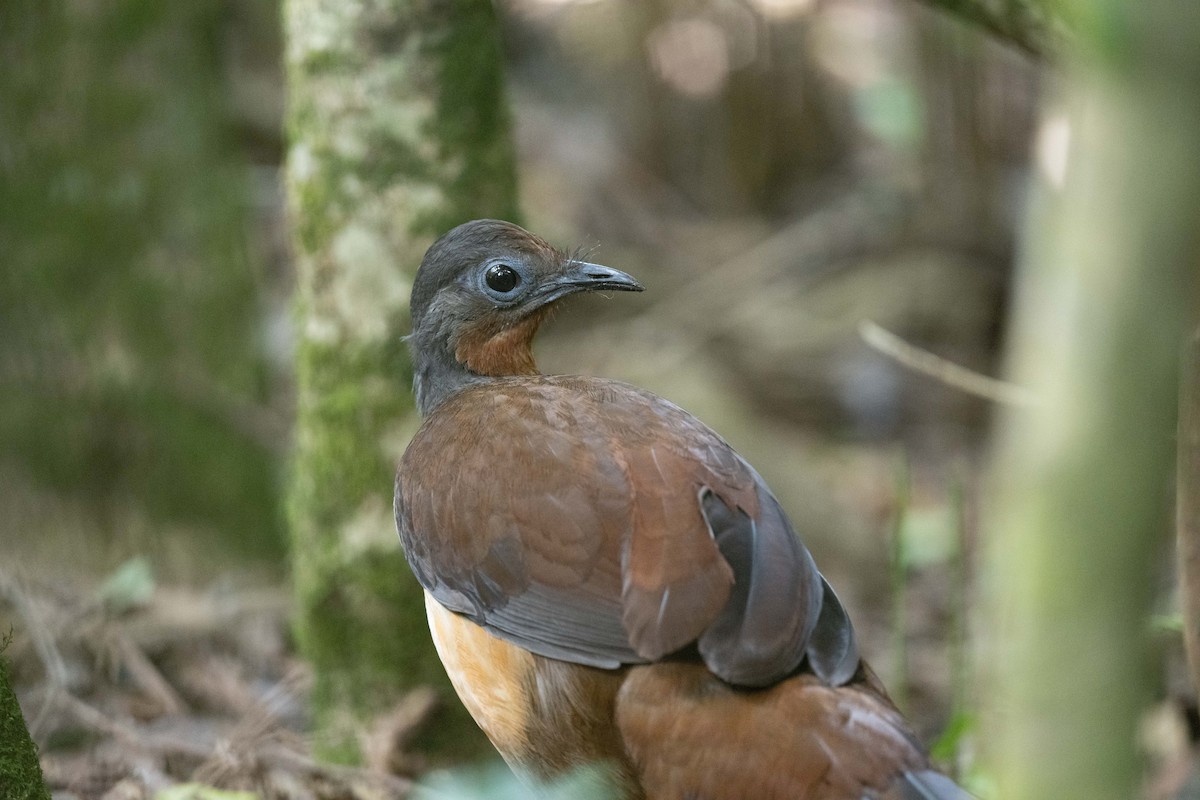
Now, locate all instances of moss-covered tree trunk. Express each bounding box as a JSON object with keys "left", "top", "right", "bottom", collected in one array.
[
  {"left": 283, "top": 0, "right": 520, "bottom": 763},
  {"left": 0, "top": 653, "right": 49, "bottom": 800},
  {"left": 0, "top": 1, "right": 282, "bottom": 572},
  {"left": 981, "top": 1, "right": 1200, "bottom": 797}
]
